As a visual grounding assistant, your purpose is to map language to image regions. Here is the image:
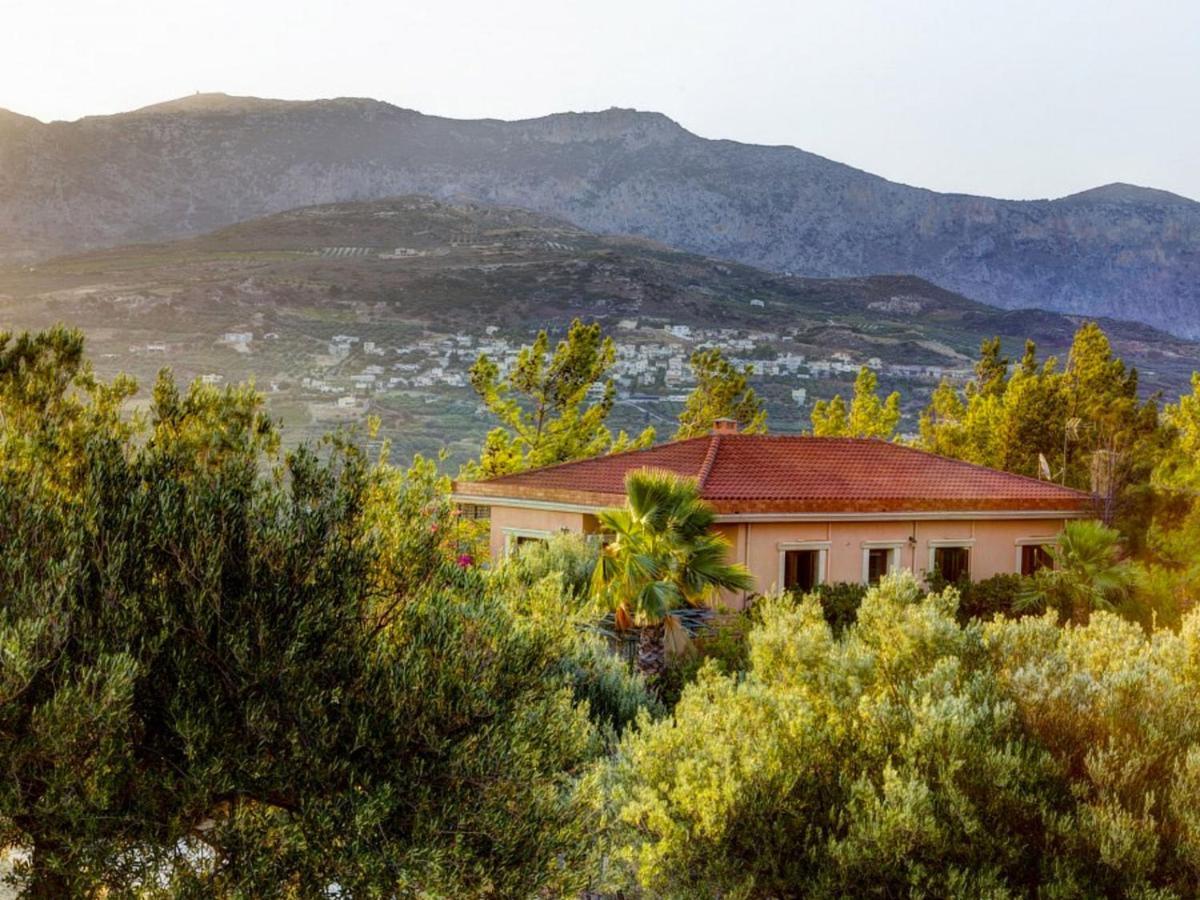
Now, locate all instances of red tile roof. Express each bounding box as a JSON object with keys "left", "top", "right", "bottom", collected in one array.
[{"left": 453, "top": 435, "right": 1095, "bottom": 514}]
